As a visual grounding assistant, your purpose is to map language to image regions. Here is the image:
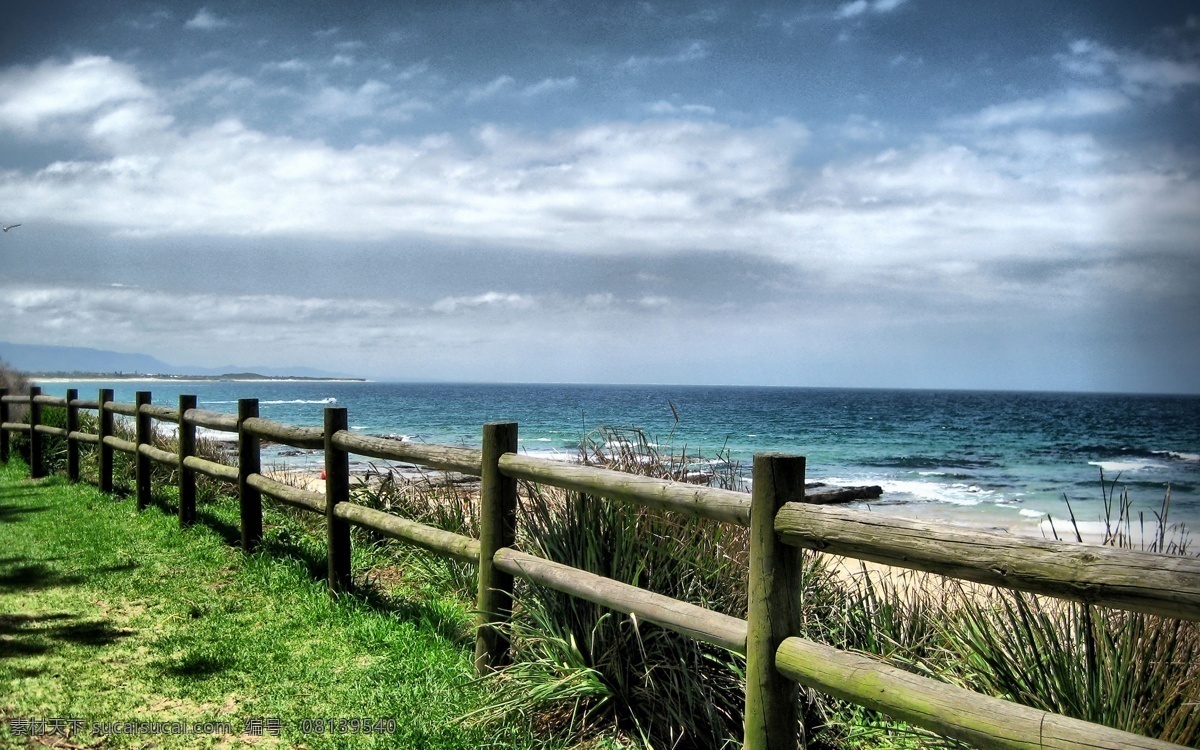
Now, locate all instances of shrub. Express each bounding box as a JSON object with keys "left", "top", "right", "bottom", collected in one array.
[{"left": 0, "top": 360, "right": 29, "bottom": 422}]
